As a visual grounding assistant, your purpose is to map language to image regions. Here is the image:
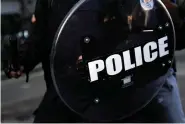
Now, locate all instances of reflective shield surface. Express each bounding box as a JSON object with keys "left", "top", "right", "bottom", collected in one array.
[{"left": 51, "top": 0, "right": 175, "bottom": 121}]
